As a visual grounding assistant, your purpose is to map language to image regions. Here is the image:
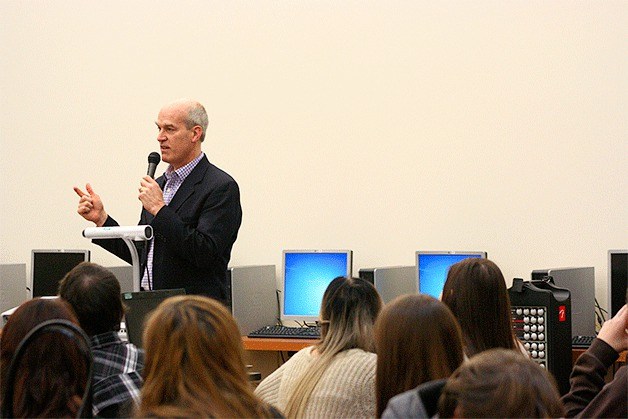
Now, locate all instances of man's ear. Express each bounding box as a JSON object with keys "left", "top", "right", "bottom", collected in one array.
[{"left": 192, "top": 125, "right": 203, "bottom": 143}]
